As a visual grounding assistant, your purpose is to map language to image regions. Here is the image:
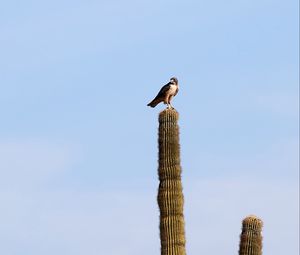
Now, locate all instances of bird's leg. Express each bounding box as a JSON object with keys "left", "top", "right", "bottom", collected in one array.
[
  {"left": 168, "top": 96, "right": 174, "bottom": 109},
  {"left": 165, "top": 97, "right": 170, "bottom": 109}
]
